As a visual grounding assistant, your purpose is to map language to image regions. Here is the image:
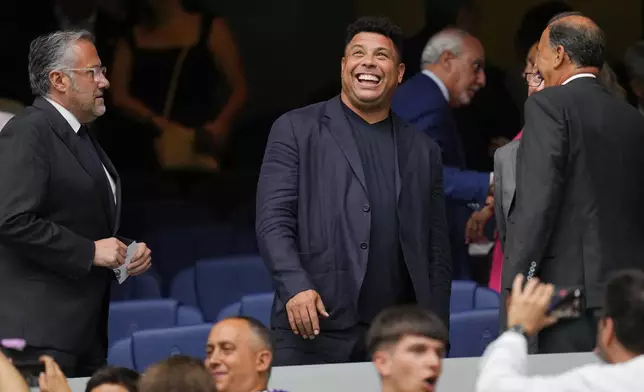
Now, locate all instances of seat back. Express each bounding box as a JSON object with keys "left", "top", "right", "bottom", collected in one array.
[
  {"left": 194, "top": 256, "right": 273, "bottom": 321},
  {"left": 448, "top": 309, "right": 500, "bottom": 358},
  {"left": 107, "top": 324, "right": 214, "bottom": 372},
  {"left": 108, "top": 299, "right": 204, "bottom": 346},
  {"left": 110, "top": 273, "right": 162, "bottom": 302},
  {"left": 240, "top": 292, "right": 274, "bottom": 327},
  {"left": 450, "top": 280, "right": 478, "bottom": 313}
]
